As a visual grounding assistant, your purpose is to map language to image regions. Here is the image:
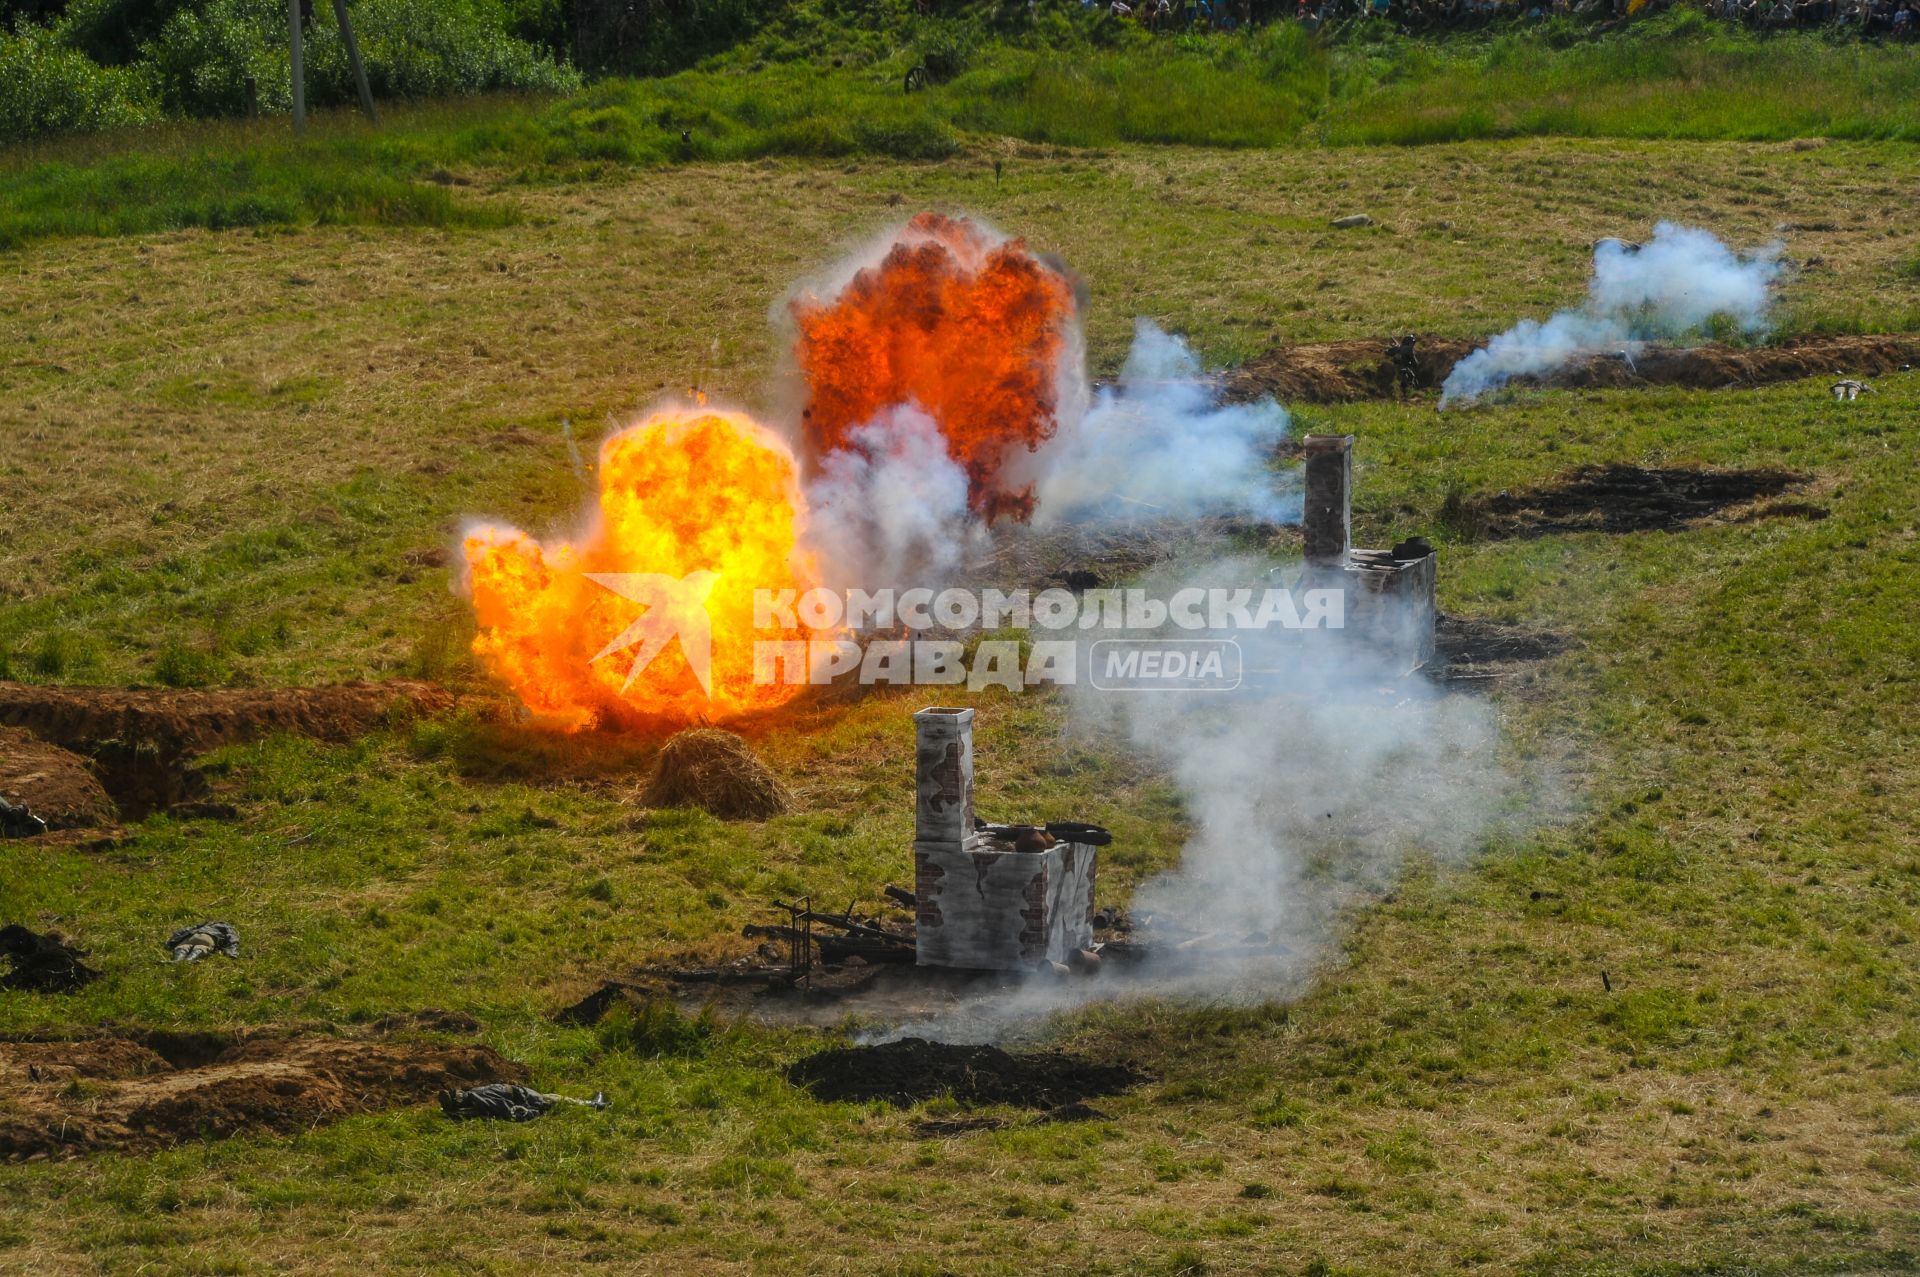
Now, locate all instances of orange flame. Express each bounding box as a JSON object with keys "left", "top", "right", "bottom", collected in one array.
[
  {"left": 463, "top": 409, "right": 816, "bottom": 728},
  {"left": 790, "top": 212, "right": 1077, "bottom": 522}
]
